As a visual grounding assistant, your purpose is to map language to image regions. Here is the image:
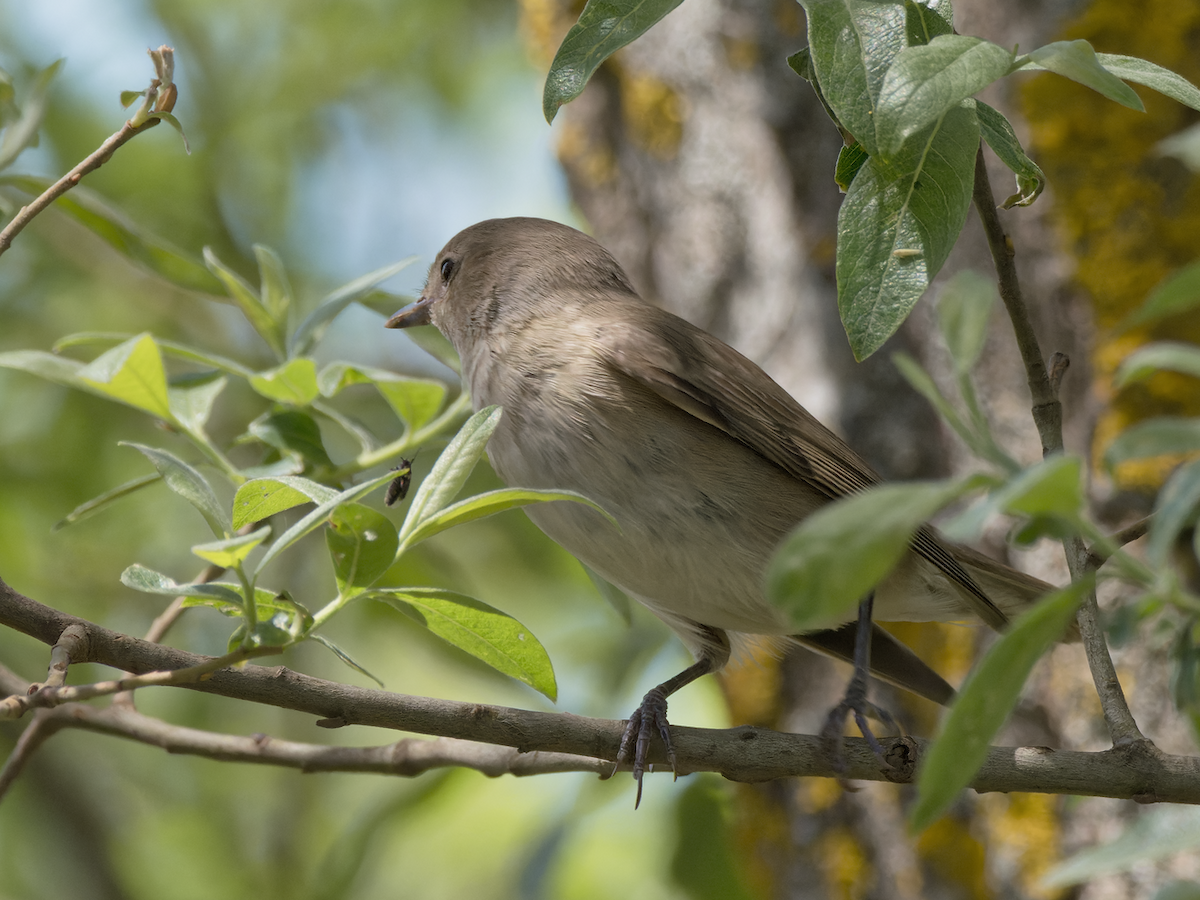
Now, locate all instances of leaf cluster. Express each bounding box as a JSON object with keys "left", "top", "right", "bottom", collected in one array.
[{"left": 0, "top": 224, "right": 614, "bottom": 700}]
